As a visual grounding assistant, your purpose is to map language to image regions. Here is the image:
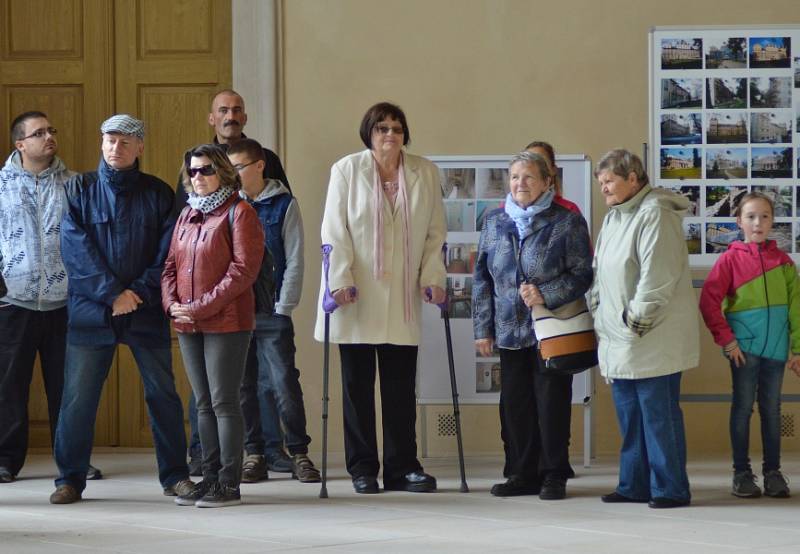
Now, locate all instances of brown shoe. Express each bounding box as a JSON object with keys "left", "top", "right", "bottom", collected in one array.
[
  {"left": 292, "top": 454, "right": 321, "bottom": 483},
  {"left": 50, "top": 484, "right": 81, "bottom": 504},
  {"left": 163, "top": 479, "right": 195, "bottom": 497}
]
